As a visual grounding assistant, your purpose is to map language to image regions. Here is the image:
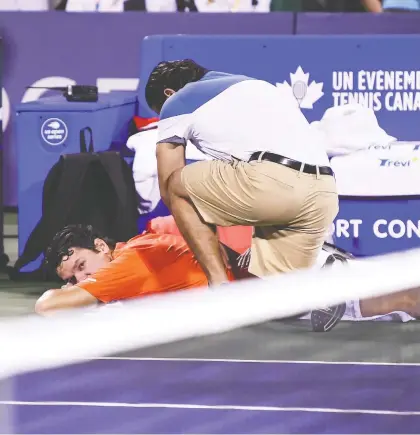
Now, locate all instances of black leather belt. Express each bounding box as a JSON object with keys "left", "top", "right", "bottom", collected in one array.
[{"left": 249, "top": 151, "right": 334, "bottom": 176}]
